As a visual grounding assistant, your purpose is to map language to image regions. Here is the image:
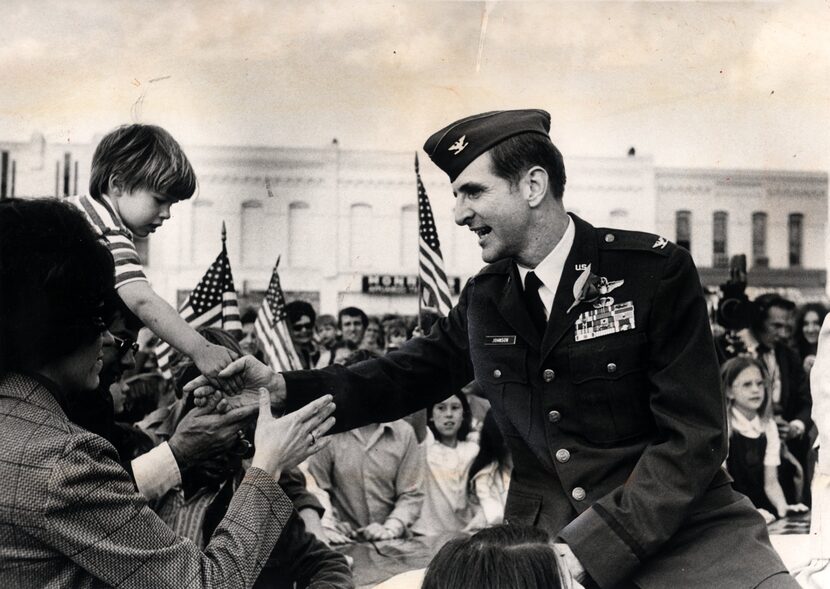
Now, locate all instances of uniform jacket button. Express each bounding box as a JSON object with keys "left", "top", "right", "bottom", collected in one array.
[
  {"left": 572, "top": 487, "right": 587, "bottom": 501},
  {"left": 493, "top": 369, "right": 502, "bottom": 379},
  {"left": 555, "top": 449, "right": 570, "bottom": 463},
  {"left": 548, "top": 410, "right": 561, "bottom": 423},
  {"left": 605, "top": 233, "right": 615, "bottom": 243},
  {"left": 543, "top": 369, "right": 555, "bottom": 382},
  {"left": 606, "top": 362, "right": 617, "bottom": 373}
]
